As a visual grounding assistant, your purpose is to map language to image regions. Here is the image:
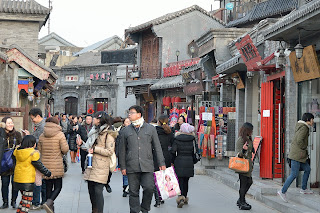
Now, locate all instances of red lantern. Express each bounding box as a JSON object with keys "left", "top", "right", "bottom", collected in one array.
[
  {"left": 171, "top": 97, "right": 175, "bottom": 104},
  {"left": 175, "top": 97, "right": 181, "bottom": 103},
  {"left": 166, "top": 97, "right": 171, "bottom": 106},
  {"left": 162, "top": 97, "right": 167, "bottom": 106}
]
